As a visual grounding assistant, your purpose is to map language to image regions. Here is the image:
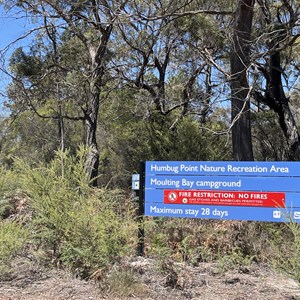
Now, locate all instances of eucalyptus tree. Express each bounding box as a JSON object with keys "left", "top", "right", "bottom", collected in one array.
[
  {"left": 251, "top": 0, "right": 300, "bottom": 160},
  {"left": 230, "top": 0, "right": 255, "bottom": 161},
  {"left": 115, "top": 0, "right": 233, "bottom": 133},
  {"left": 225, "top": 0, "right": 300, "bottom": 161},
  {"left": 2, "top": 0, "right": 128, "bottom": 184},
  {"left": 4, "top": 0, "right": 299, "bottom": 170},
  {"left": 195, "top": 0, "right": 300, "bottom": 162}
]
